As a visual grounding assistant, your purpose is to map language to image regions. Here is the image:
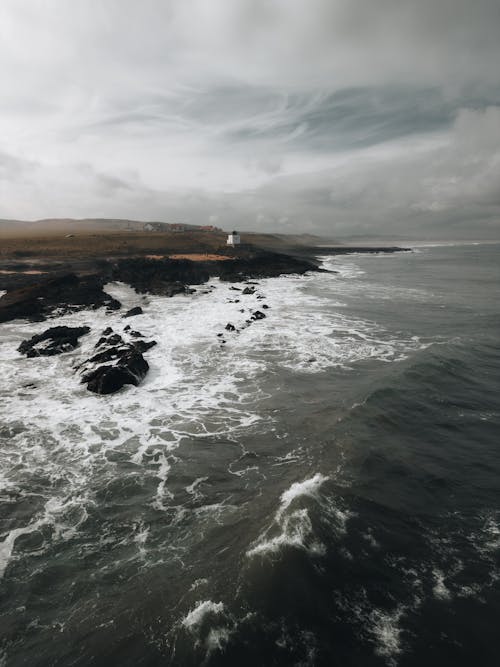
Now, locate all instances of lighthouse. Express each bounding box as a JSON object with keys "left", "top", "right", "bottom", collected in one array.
[{"left": 226, "top": 230, "right": 241, "bottom": 246}]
